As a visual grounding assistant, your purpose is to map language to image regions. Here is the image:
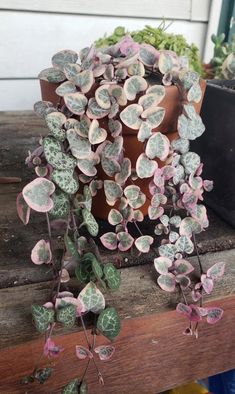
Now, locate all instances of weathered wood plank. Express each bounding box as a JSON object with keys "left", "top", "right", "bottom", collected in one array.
[
  {"left": 0, "top": 295, "right": 234, "bottom": 394},
  {"left": 1, "top": 248, "right": 235, "bottom": 349}
]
